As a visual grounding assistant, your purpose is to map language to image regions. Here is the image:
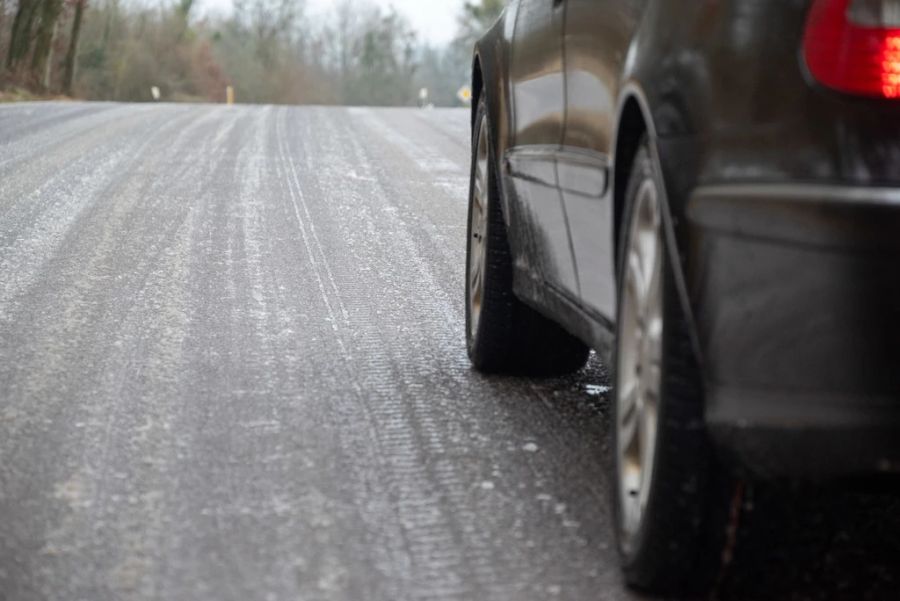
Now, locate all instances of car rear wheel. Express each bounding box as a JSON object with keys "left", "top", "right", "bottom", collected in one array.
[
  {"left": 466, "top": 96, "right": 589, "bottom": 376},
  {"left": 613, "top": 140, "right": 736, "bottom": 595}
]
